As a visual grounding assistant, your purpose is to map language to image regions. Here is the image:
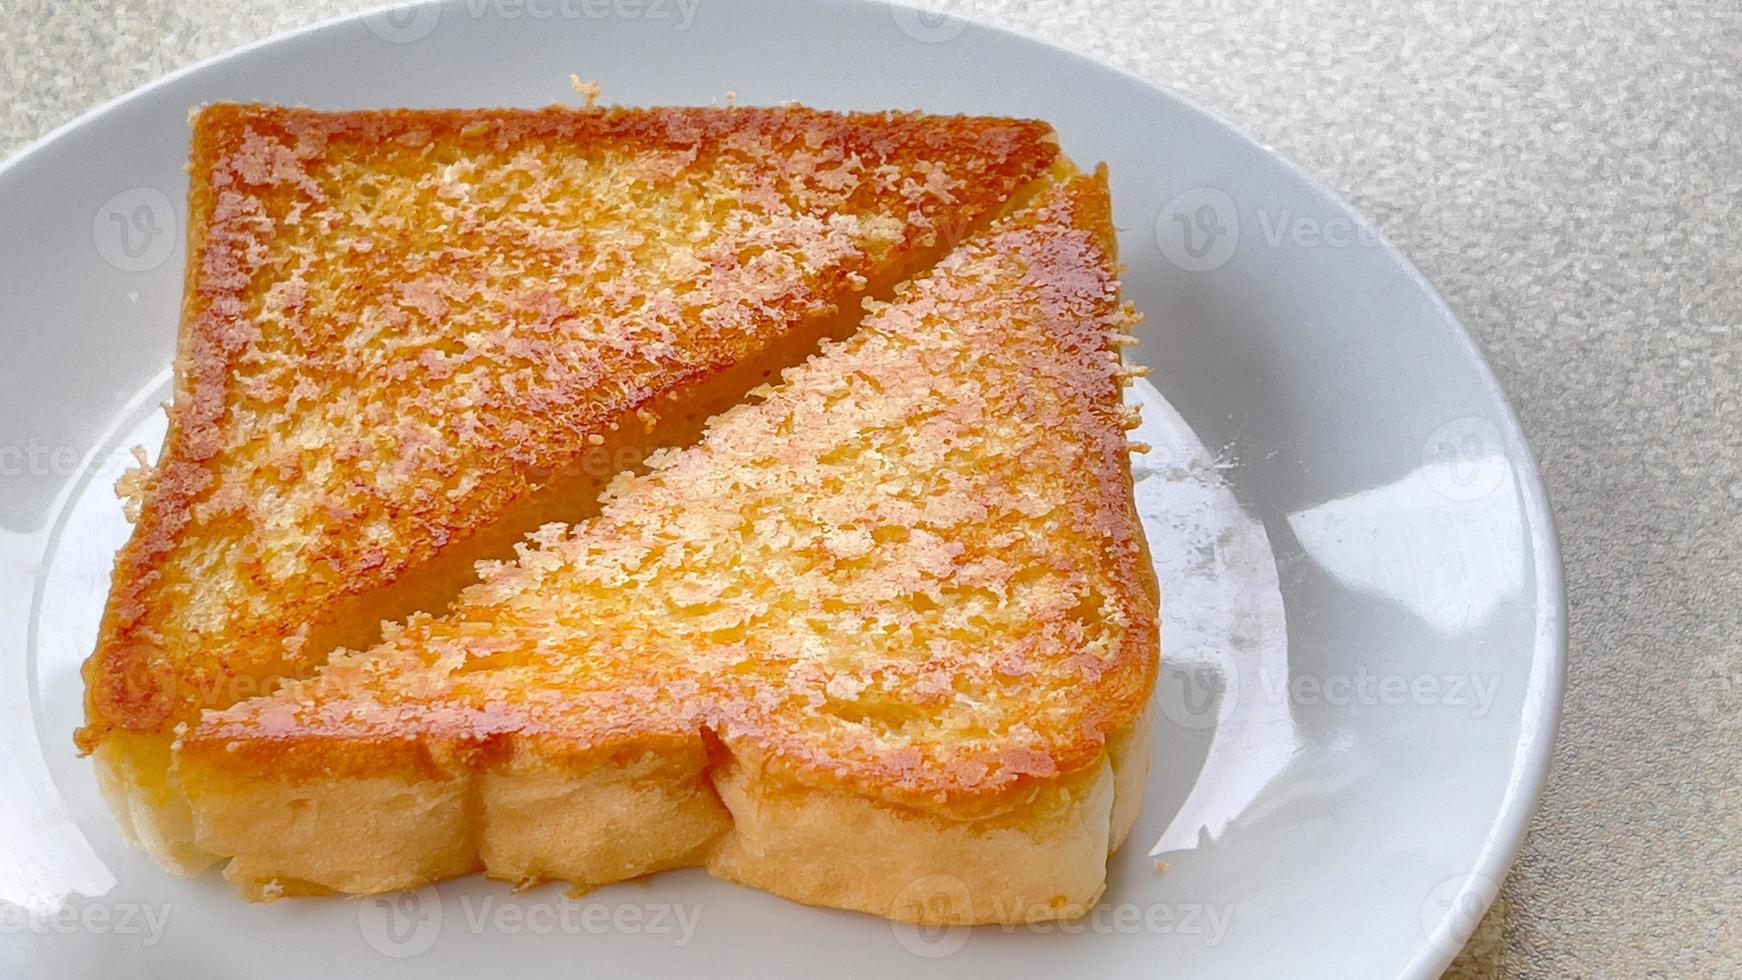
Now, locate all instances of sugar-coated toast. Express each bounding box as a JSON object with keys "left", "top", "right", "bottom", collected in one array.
[
  {"left": 77, "top": 103, "right": 1064, "bottom": 871},
  {"left": 175, "top": 171, "right": 1160, "bottom": 923}
]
